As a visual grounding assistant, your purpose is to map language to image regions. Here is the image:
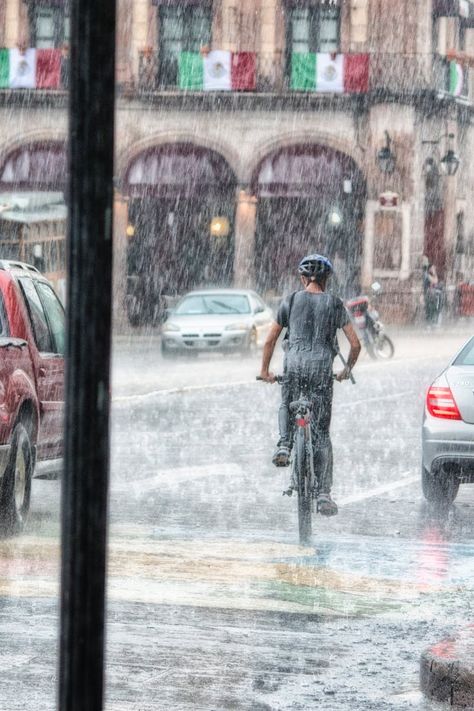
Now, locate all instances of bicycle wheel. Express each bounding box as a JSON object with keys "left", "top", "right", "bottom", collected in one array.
[{"left": 294, "top": 429, "right": 312, "bottom": 544}]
